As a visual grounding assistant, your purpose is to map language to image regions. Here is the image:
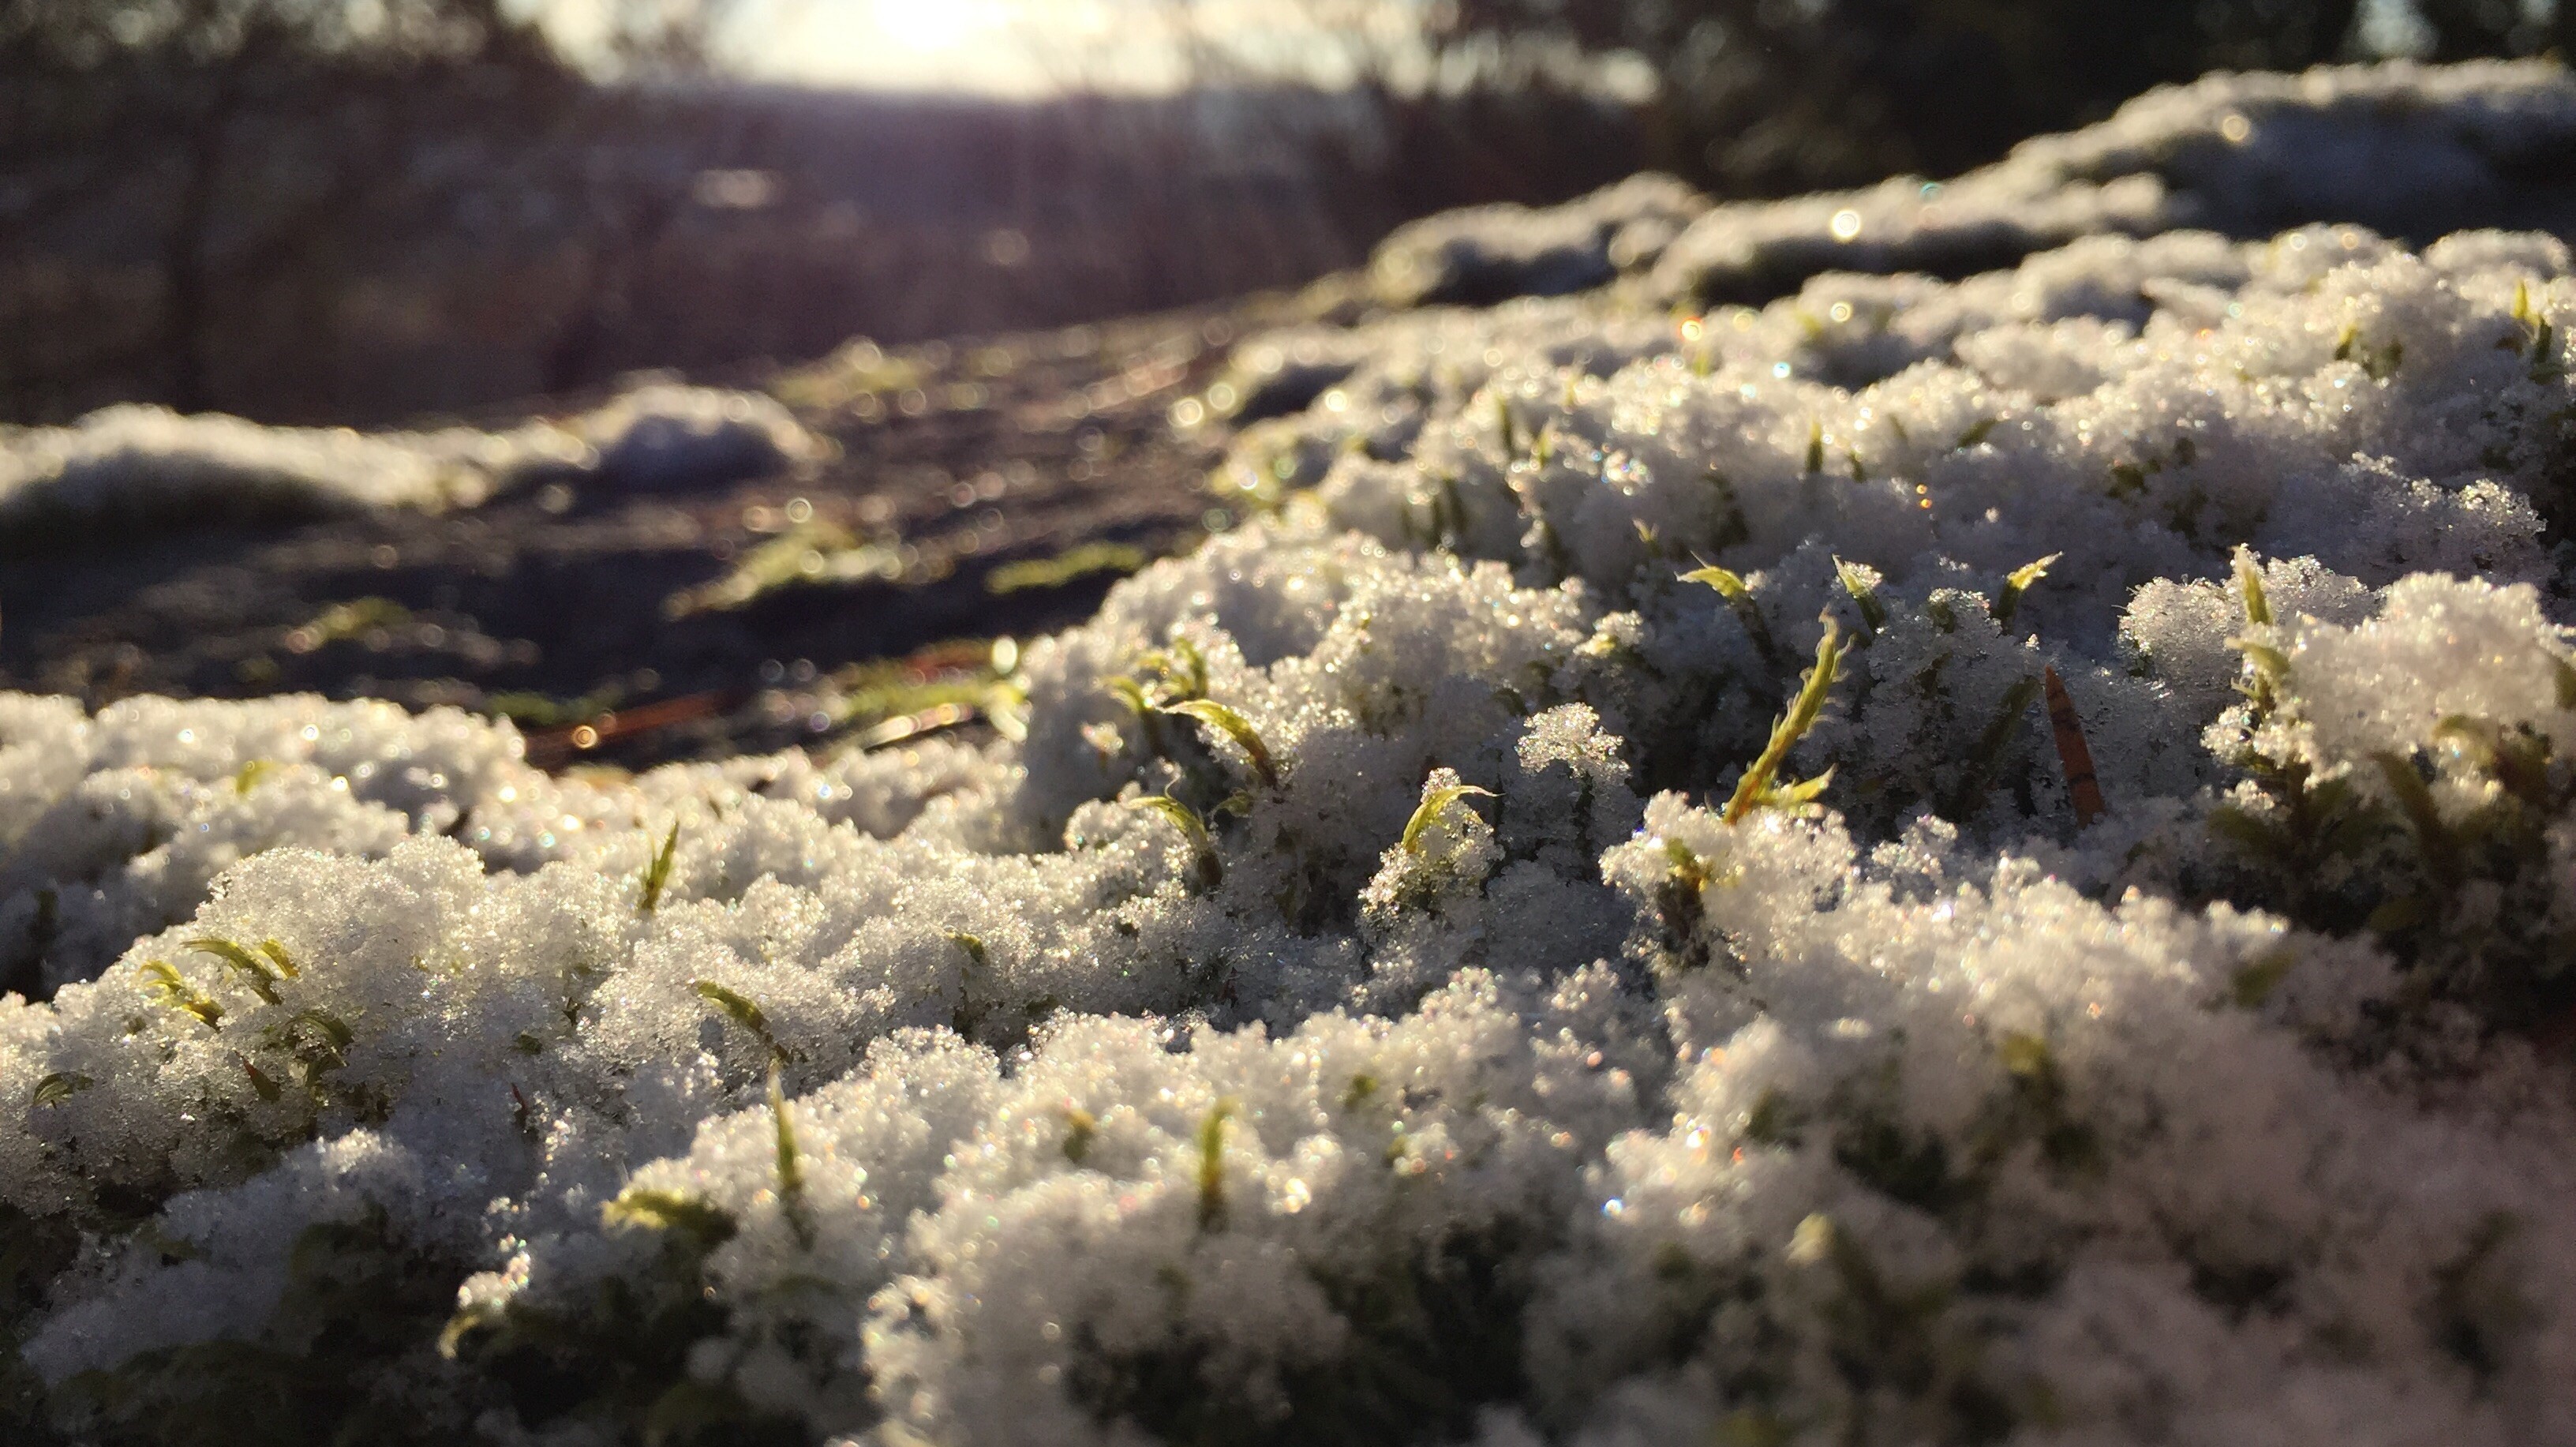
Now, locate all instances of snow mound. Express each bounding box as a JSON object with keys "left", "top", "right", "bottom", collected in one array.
[
  {"left": 1369, "top": 172, "right": 1711, "bottom": 309},
  {"left": 1343, "top": 60, "right": 2576, "bottom": 320},
  {"left": 0, "top": 384, "right": 822, "bottom": 540},
  {"left": 9, "top": 58, "right": 2576, "bottom": 1447},
  {"left": 577, "top": 381, "right": 828, "bottom": 493}
]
